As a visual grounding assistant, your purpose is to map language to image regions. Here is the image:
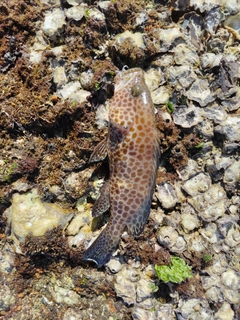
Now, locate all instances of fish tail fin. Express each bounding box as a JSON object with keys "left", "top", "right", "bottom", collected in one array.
[{"left": 82, "top": 222, "right": 123, "bottom": 267}]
